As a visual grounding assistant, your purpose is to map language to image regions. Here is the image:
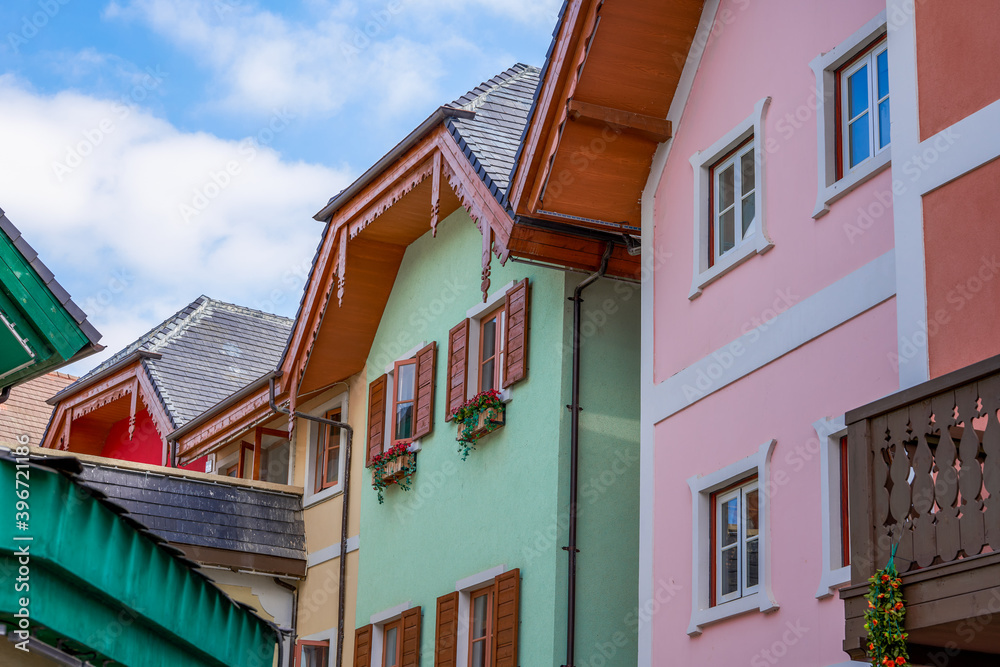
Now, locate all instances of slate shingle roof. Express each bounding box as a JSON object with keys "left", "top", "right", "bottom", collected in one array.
[
  {"left": 446, "top": 63, "right": 542, "bottom": 207},
  {"left": 0, "top": 372, "right": 76, "bottom": 447},
  {"left": 76, "top": 462, "right": 306, "bottom": 562},
  {"left": 64, "top": 296, "right": 292, "bottom": 429}
]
